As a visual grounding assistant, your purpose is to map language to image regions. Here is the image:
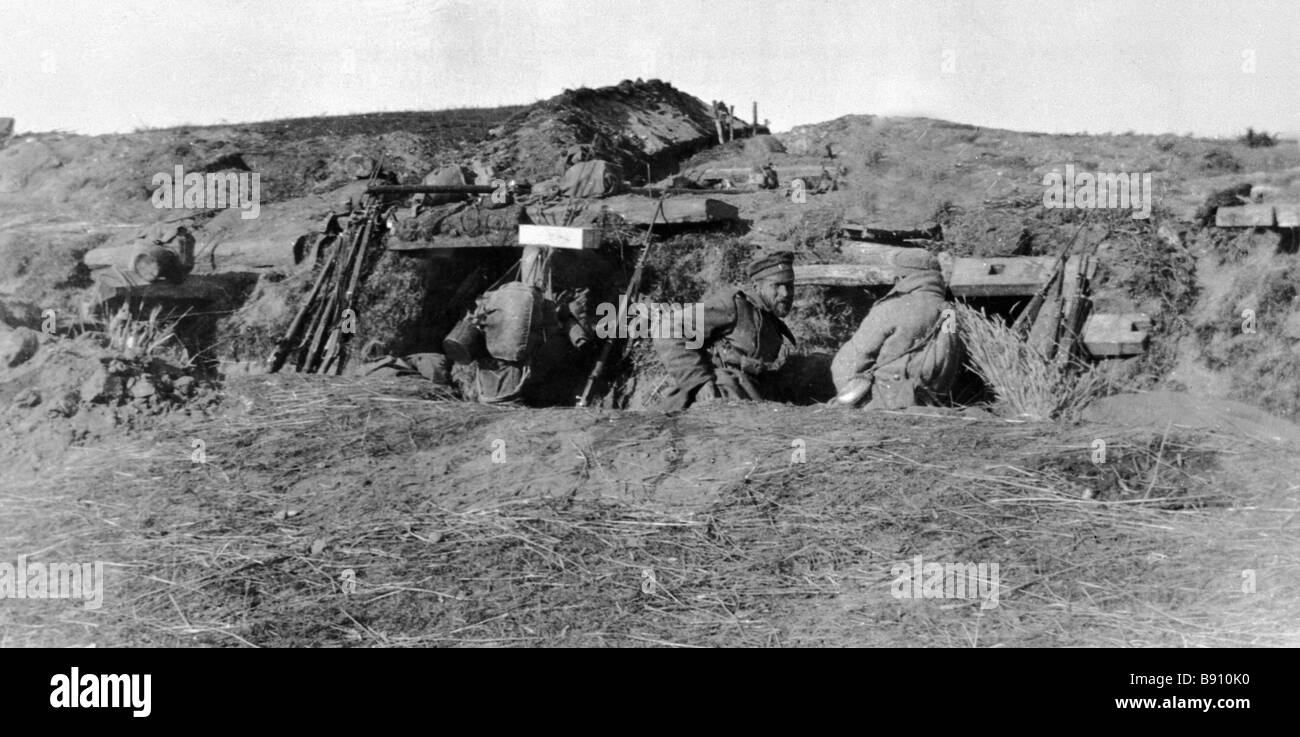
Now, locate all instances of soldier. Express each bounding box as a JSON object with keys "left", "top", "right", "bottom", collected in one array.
[
  {"left": 831, "top": 253, "right": 962, "bottom": 409},
  {"left": 815, "top": 166, "right": 837, "bottom": 194},
  {"left": 654, "top": 251, "right": 797, "bottom": 411}
]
